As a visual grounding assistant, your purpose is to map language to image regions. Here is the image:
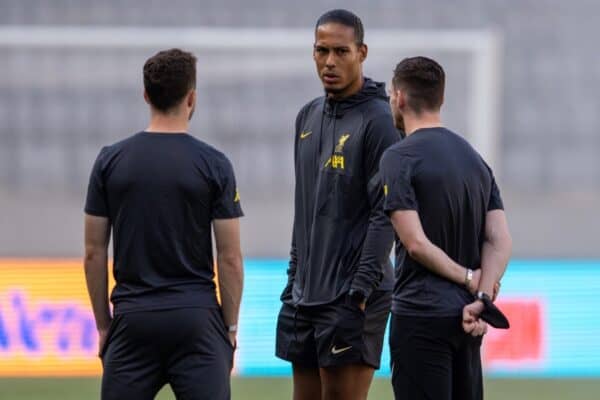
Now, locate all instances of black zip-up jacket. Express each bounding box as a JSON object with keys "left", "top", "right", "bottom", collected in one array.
[{"left": 282, "top": 78, "right": 400, "bottom": 306}]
